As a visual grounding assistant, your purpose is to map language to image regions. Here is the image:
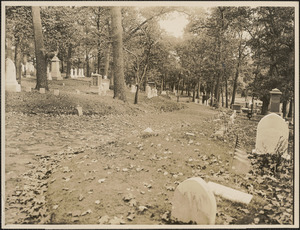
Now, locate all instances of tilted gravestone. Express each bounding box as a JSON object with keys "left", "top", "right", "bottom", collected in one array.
[
  {"left": 171, "top": 177, "right": 216, "bottom": 224},
  {"left": 254, "top": 113, "right": 289, "bottom": 159},
  {"left": 5, "top": 58, "right": 21, "bottom": 92}
]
